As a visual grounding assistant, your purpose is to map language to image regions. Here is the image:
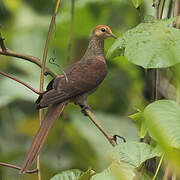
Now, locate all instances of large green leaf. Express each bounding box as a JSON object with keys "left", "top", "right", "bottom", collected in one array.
[
  {"left": 107, "top": 17, "right": 180, "bottom": 68},
  {"left": 144, "top": 100, "right": 180, "bottom": 149},
  {"left": 111, "top": 141, "right": 161, "bottom": 168},
  {"left": 50, "top": 169, "right": 83, "bottom": 180},
  {"left": 91, "top": 161, "right": 135, "bottom": 180}
]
